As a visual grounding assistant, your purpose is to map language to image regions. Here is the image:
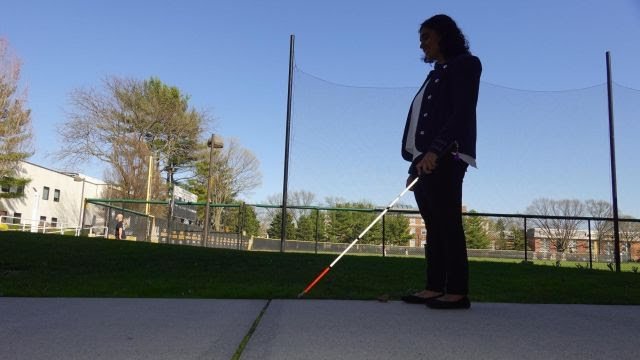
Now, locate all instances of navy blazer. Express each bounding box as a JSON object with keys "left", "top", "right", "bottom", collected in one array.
[{"left": 402, "top": 54, "right": 482, "bottom": 175}]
